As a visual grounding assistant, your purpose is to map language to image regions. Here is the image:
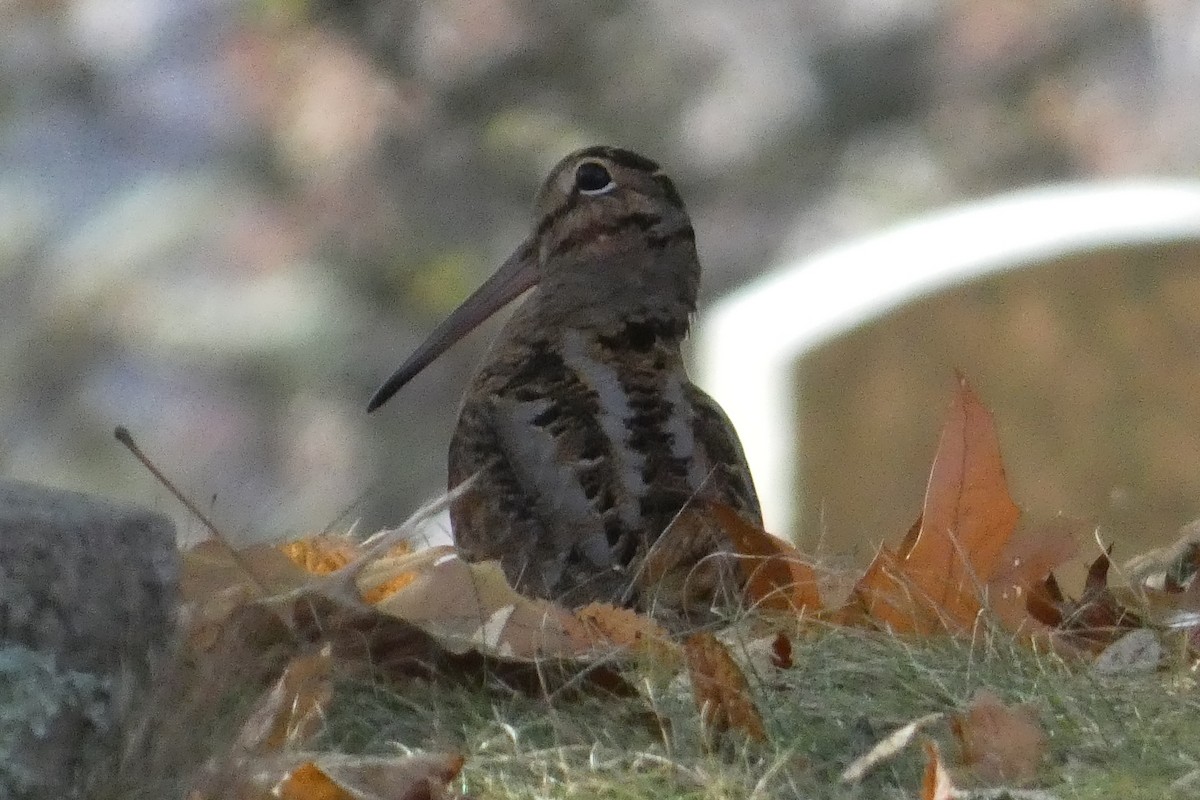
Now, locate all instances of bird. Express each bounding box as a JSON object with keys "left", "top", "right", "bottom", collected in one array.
[{"left": 368, "top": 146, "right": 761, "bottom": 619}]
